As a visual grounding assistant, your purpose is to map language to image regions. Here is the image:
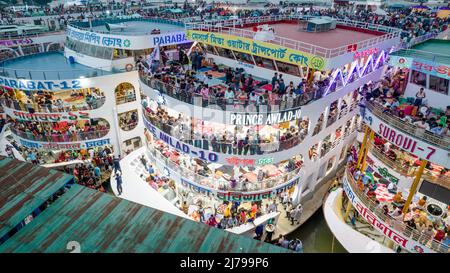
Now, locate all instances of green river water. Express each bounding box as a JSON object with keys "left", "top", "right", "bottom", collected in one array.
[{"left": 287, "top": 208, "right": 347, "bottom": 253}]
